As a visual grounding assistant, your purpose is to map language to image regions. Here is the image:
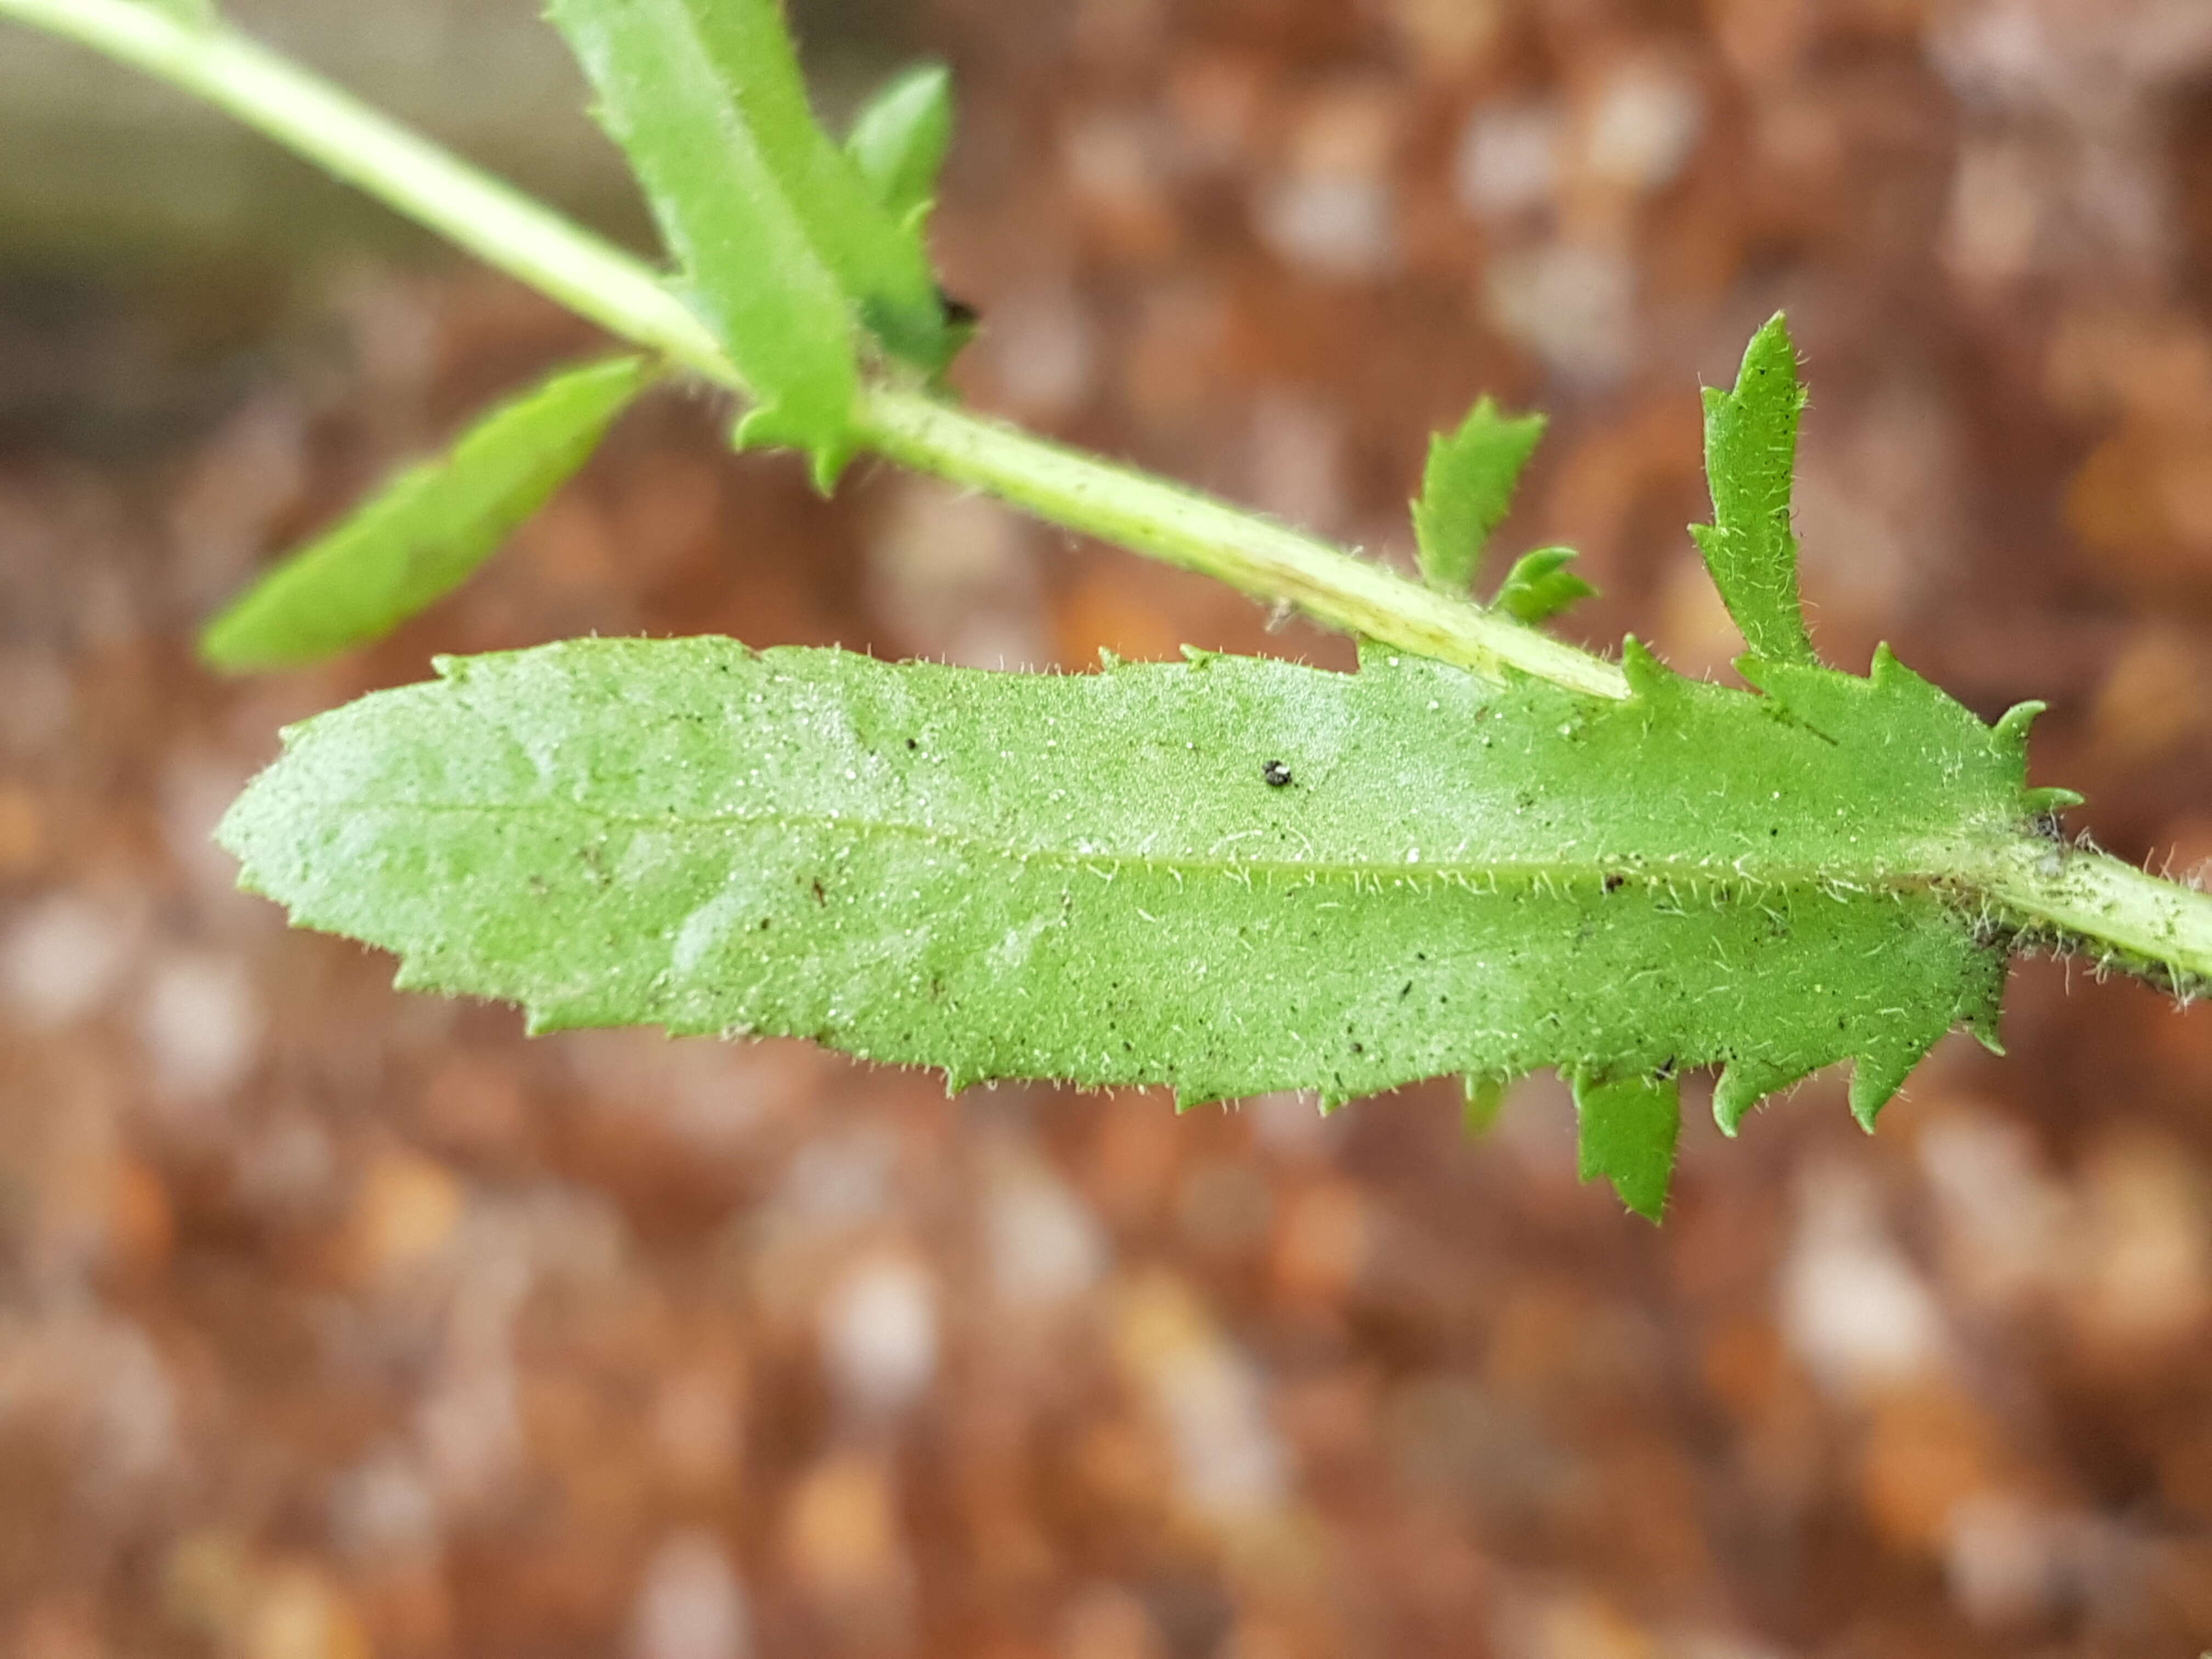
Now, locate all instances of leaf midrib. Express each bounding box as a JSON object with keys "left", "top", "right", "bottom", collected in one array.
[{"left": 261, "top": 794, "right": 1988, "bottom": 897}]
